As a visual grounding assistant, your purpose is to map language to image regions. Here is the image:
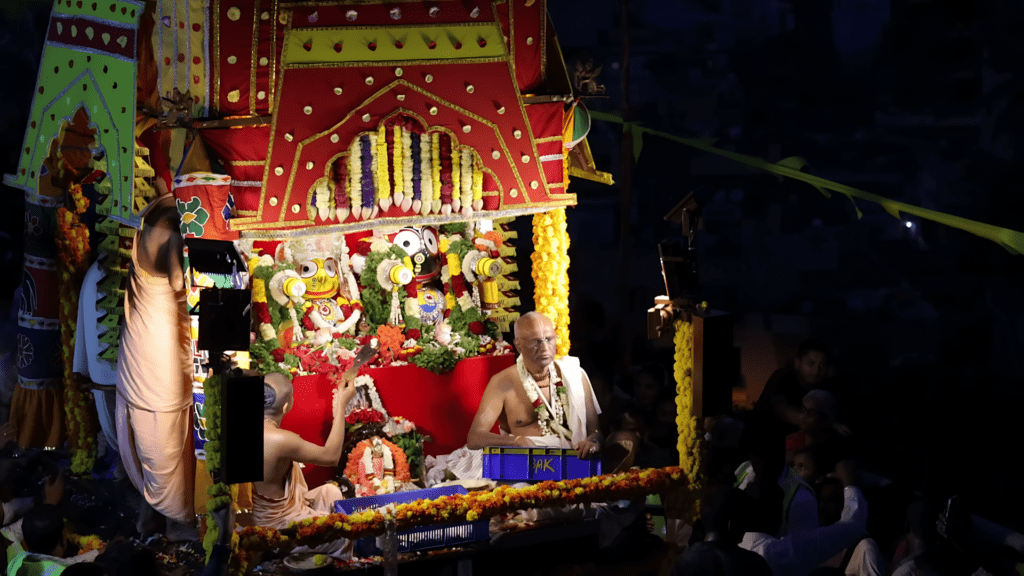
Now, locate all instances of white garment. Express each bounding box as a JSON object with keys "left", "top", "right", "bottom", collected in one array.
[
  {"left": 74, "top": 260, "right": 120, "bottom": 457},
  {"left": 740, "top": 486, "right": 869, "bottom": 576},
  {"left": 73, "top": 261, "right": 118, "bottom": 386}
]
